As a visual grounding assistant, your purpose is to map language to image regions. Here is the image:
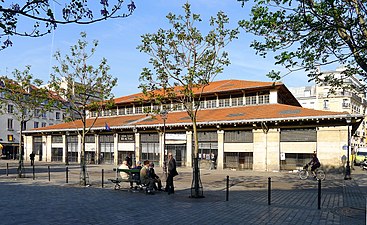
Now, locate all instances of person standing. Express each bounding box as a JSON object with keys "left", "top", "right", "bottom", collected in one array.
[
  {"left": 209, "top": 153, "right": 217, "bottom": 170},
  {"left": 29, "top": 152, "right": 35, "bottom": 166},
  {"left": 125, "top": 152, "right": 132, "bottom": 168},
  {"left": 166, "top": 152, "right": 178, "bottom": 195}
]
